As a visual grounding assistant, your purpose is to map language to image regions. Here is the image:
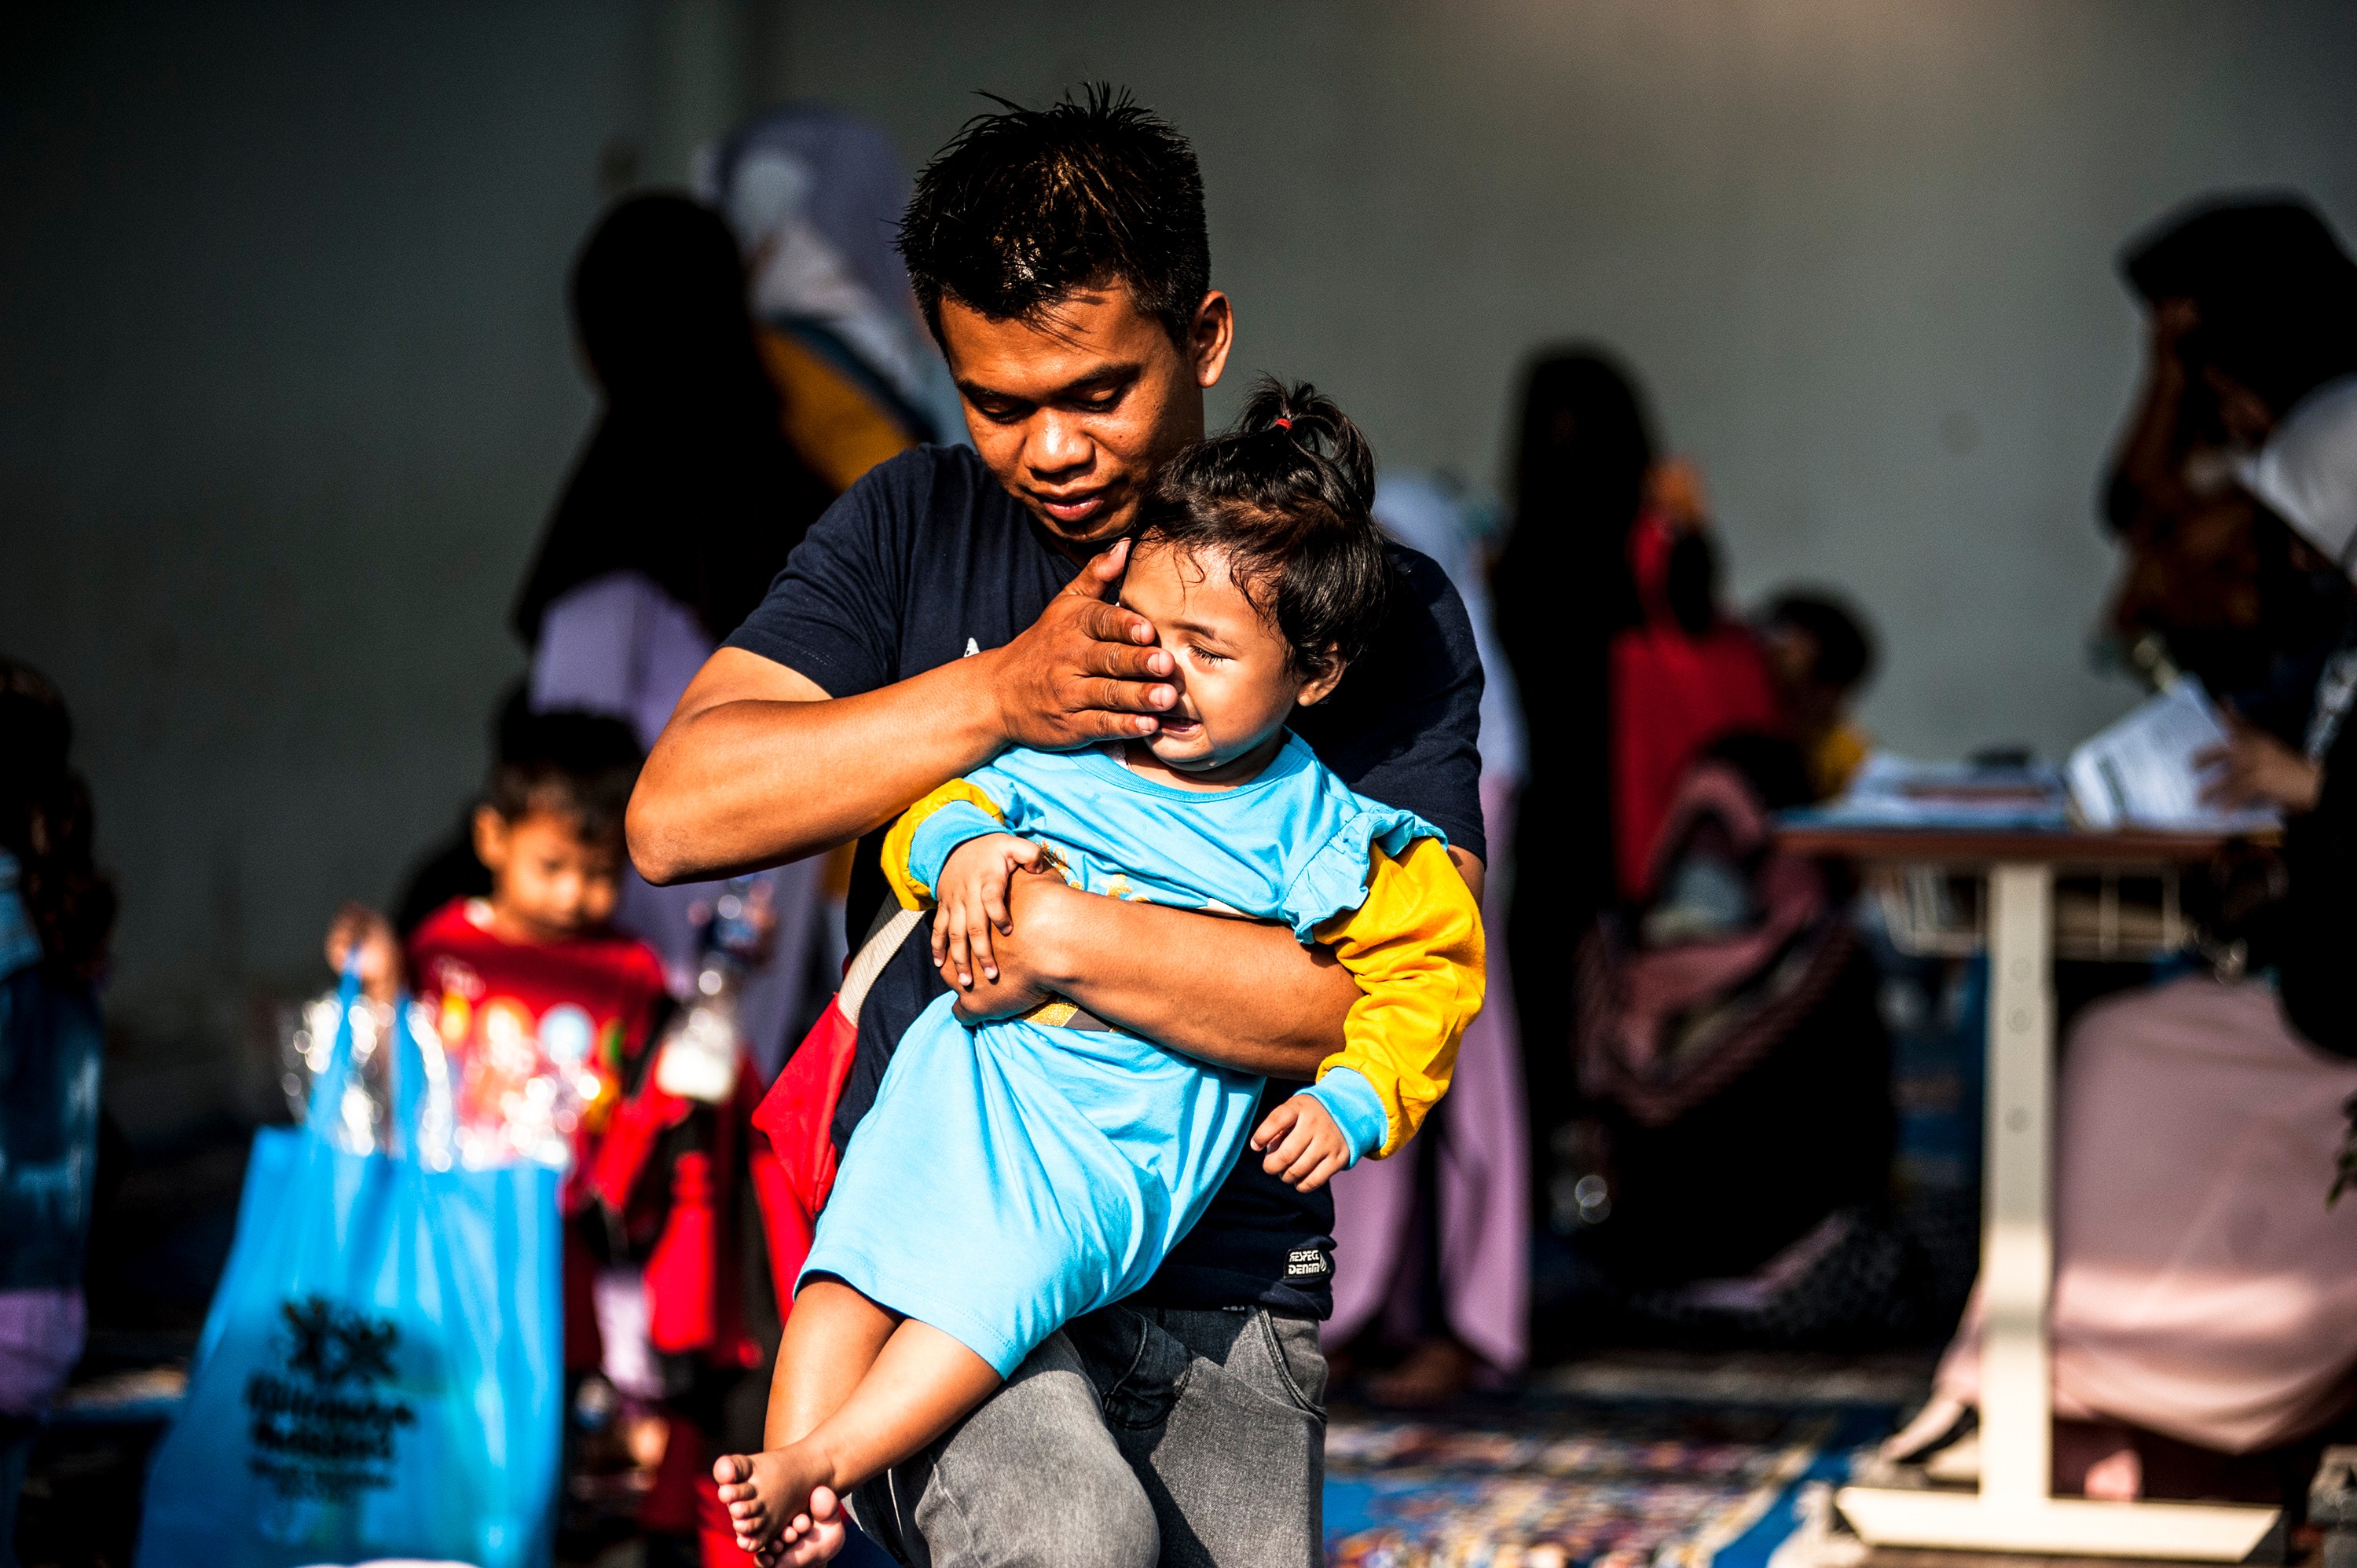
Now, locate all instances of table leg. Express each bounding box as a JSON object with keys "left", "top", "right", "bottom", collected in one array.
[
  {"left": 1835, "top": 862, "right": 2278, "bottom": 1559},
  {"left": 1981, "top": 861, "right": 2055, "bottom": 1508}
]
